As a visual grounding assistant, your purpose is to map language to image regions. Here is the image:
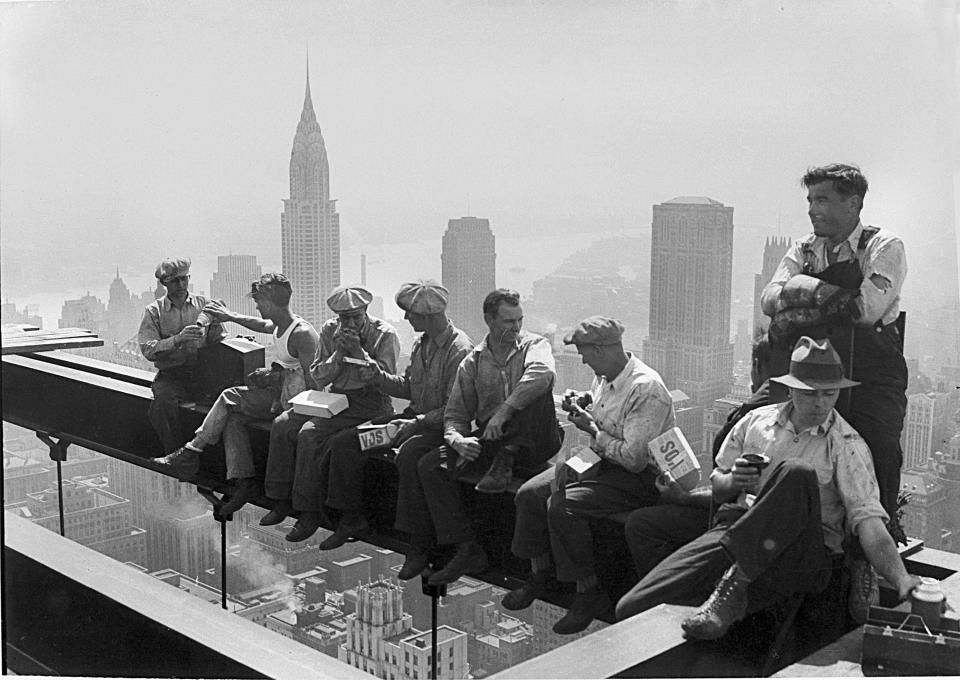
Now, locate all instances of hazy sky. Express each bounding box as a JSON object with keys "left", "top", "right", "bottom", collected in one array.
[{"left": 2, "top": 0, "right": 958, "bottom": 316}]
